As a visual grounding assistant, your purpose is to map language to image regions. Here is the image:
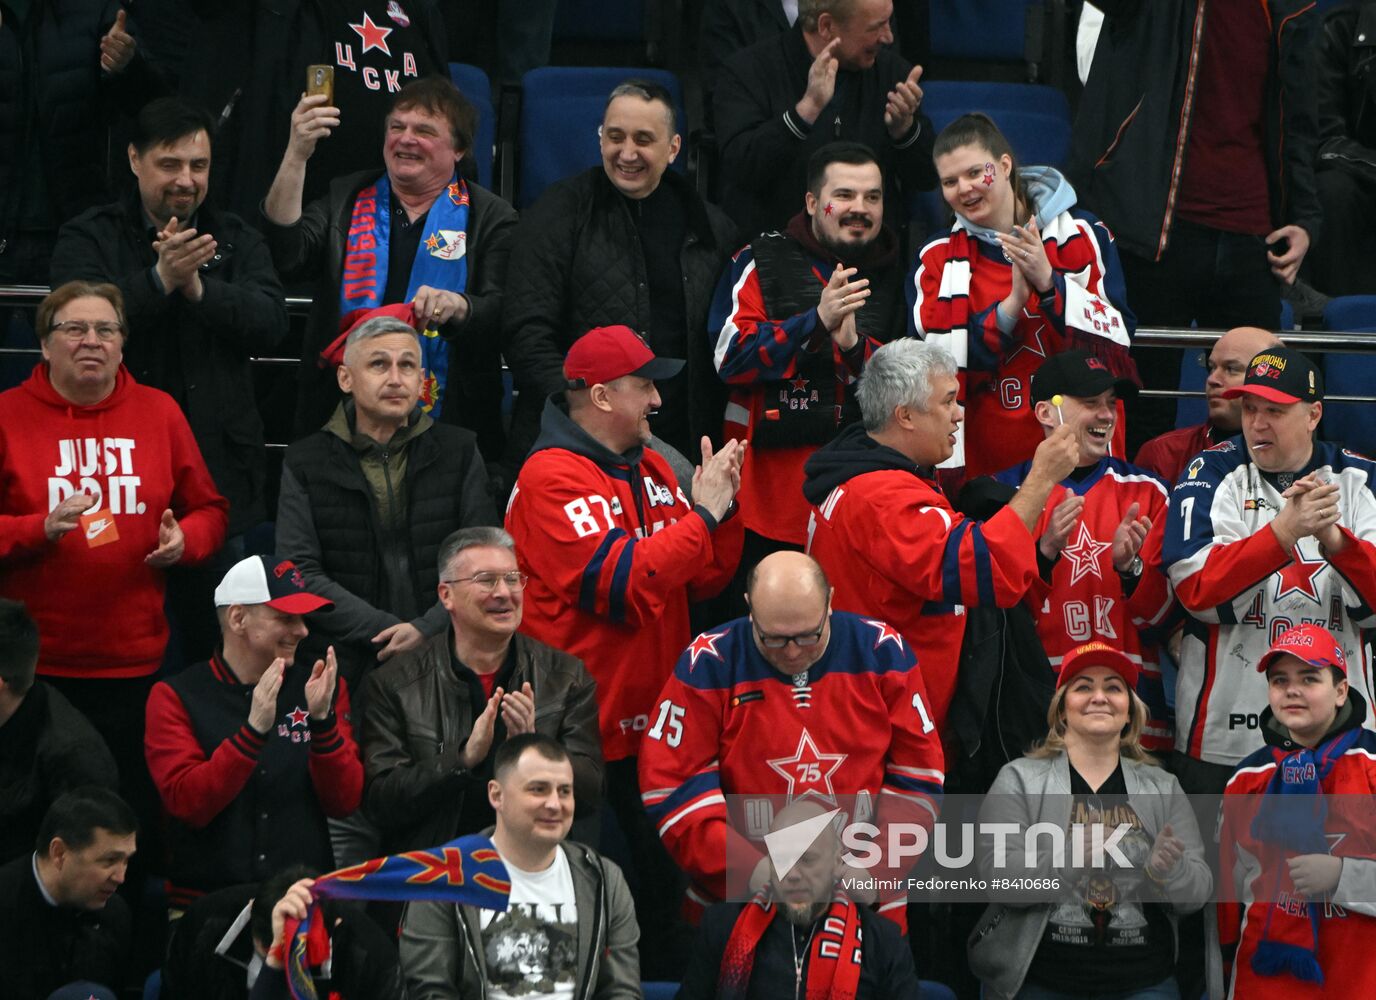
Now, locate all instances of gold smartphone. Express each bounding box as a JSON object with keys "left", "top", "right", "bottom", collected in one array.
[{"left": 306, "top": 65, "right": 334, "bottom": 104}]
